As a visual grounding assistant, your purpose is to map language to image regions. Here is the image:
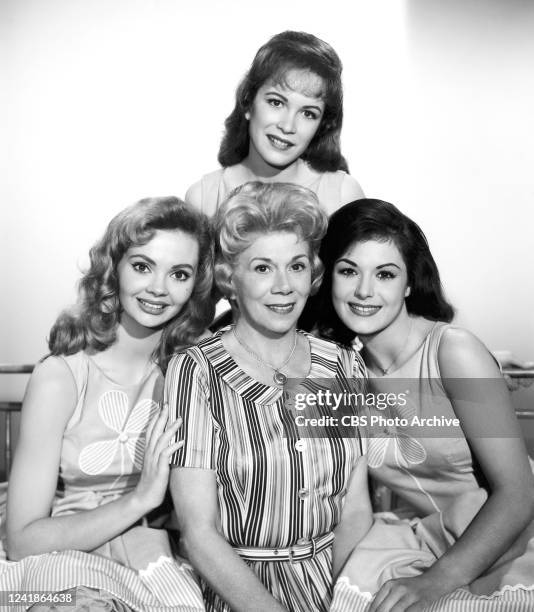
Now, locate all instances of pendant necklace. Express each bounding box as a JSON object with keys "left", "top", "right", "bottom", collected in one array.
[
  {"left": 374, "top": 319, "right": 413, "bottom": 376},
  {"left": 232, "top": 326, "right": 298, "bottom": 386}
]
